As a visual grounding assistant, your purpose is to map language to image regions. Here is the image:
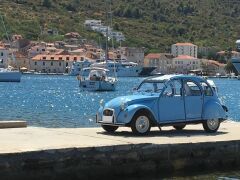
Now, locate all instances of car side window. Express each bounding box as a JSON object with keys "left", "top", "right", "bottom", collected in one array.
[
  {"left": 184, "top": 81, "right": 201, "bottom": 96},
  {"left": 172, "top": 80, "right": 182, "bottom": 96},
  {"left": 162, "top": 80, "right": 182, "bottom": 97},
  {"left": 201, "top": 82, "right": 213, "bottom": 96},
  {"left": 162, "top": 83, "right": 173, "bottom": 97}
]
